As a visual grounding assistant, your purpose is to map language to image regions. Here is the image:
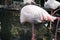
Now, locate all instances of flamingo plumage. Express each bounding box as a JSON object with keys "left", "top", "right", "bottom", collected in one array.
[
  {"left": 20, "top": 5, "right": 57, "bottom": 40},
  {"left": 44, "top": 0, "right": 60, "bottom": 9}
]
